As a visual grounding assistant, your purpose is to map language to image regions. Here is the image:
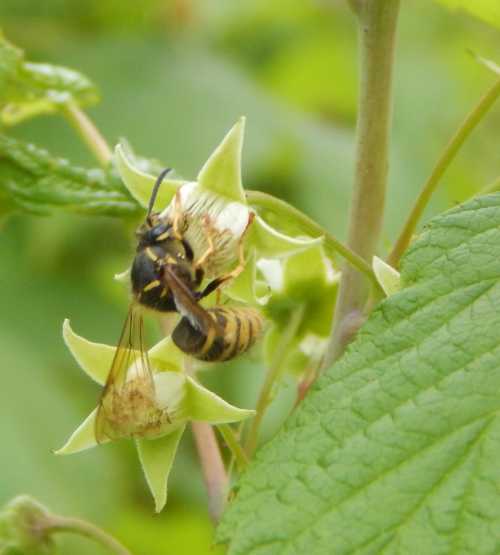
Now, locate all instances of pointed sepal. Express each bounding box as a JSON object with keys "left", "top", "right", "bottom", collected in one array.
[
  {"left": 197, "top": 118, "right": 246, "bottom": 203},
  {"left": 62, "top": 319, "right": 117, "bottom": 386},
  {"left": 185, "top": 376, "right": 255, "bottom": 423},
  {"left": 136, "top": 425, "right": 185, "bottom": 512},
  {"left": 372, "top": 256, "right": 401, "bottom": 296},
  {"left": 115, "top": 143, "right": 183, "bottom": 211},
  {"left": 55, "top": 408, "right": 105, "bottom": 455},
  {"left": 249, "top": 214, "right": 323, "bottom": 258}
]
